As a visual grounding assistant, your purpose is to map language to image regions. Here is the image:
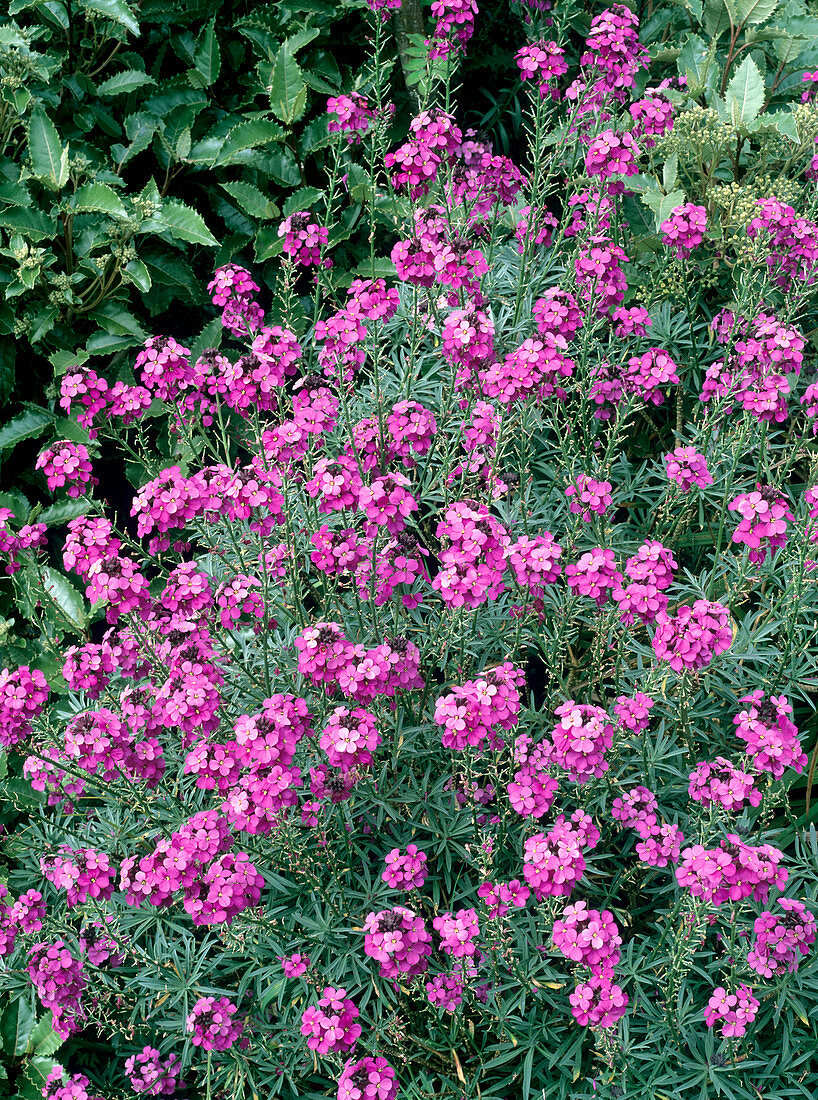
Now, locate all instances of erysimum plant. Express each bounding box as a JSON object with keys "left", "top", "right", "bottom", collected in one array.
[{"left": 2, "top": 3, "right": 818, "bottom": 1099}]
